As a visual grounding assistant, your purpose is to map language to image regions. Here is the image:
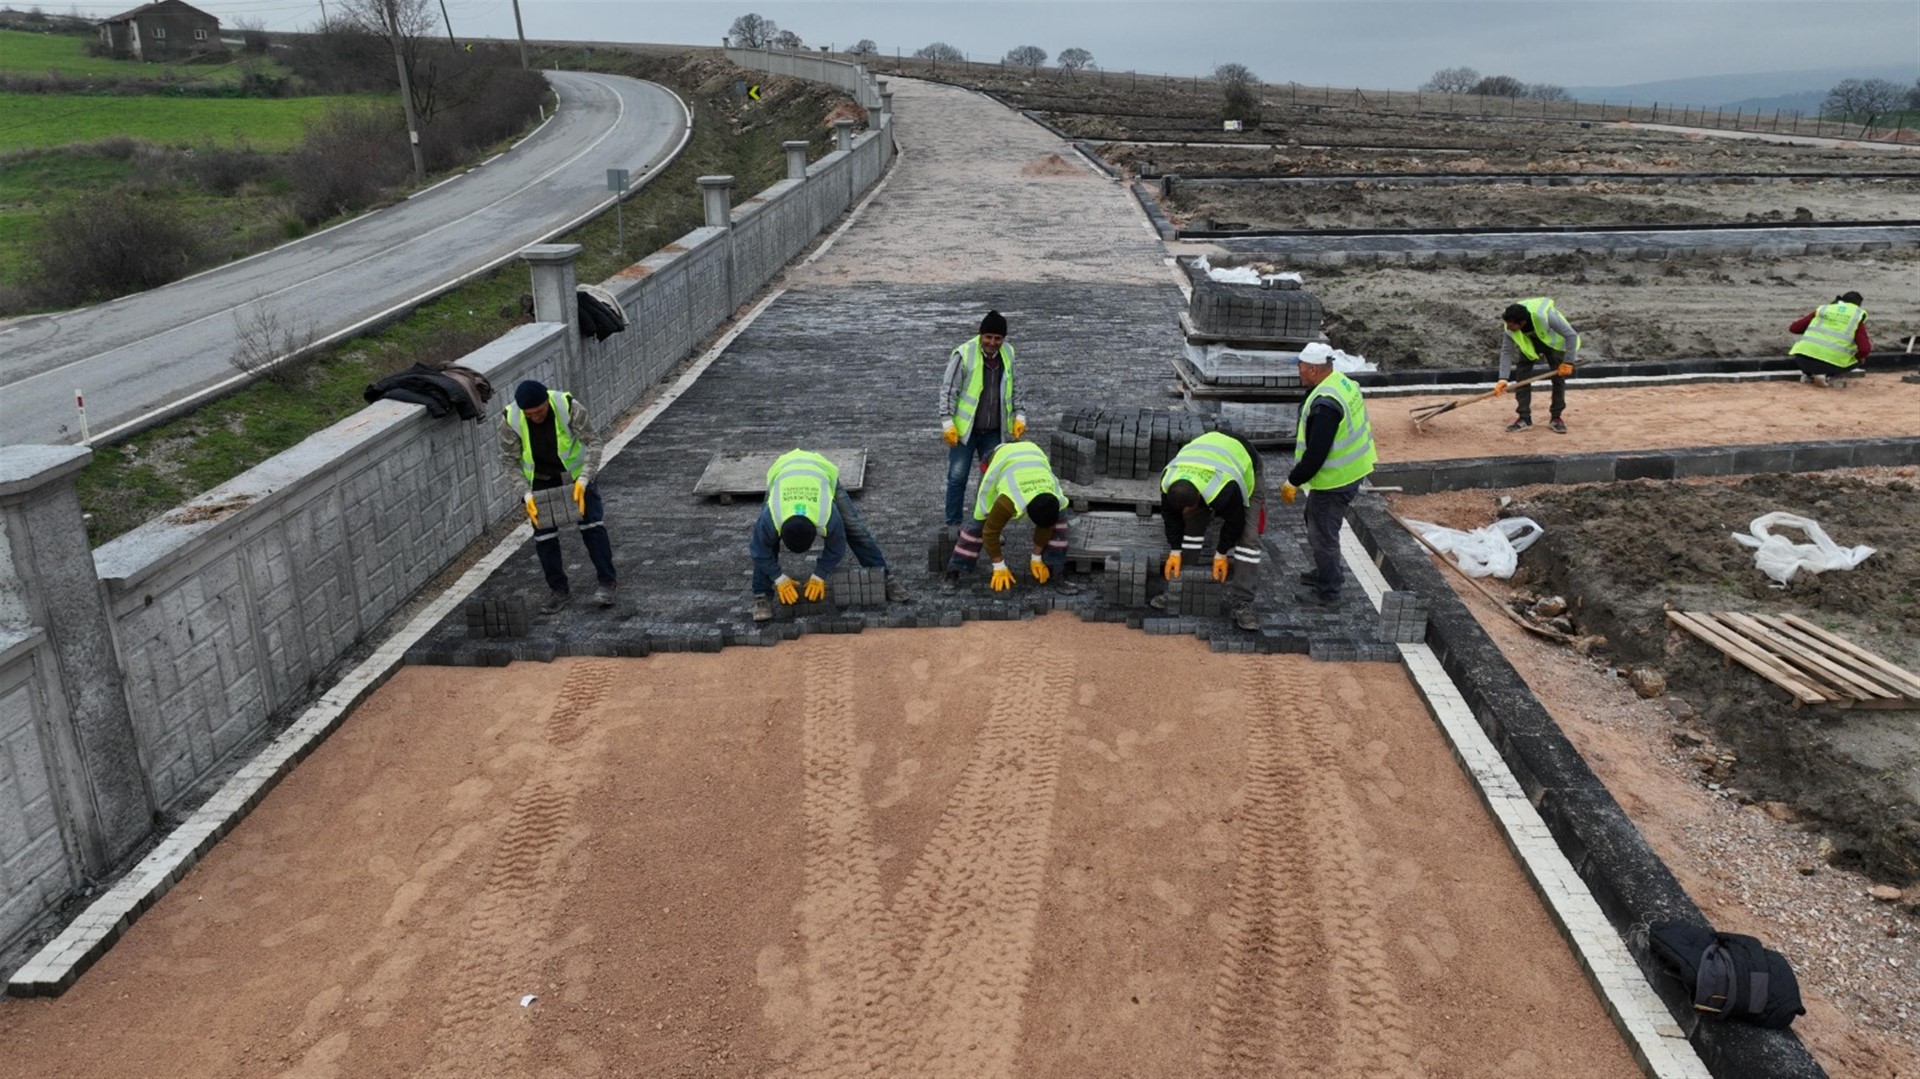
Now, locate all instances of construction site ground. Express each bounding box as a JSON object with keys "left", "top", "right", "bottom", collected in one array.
[{"left": 6, "top": 66, "right": 1919, "bottom": 1077}]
